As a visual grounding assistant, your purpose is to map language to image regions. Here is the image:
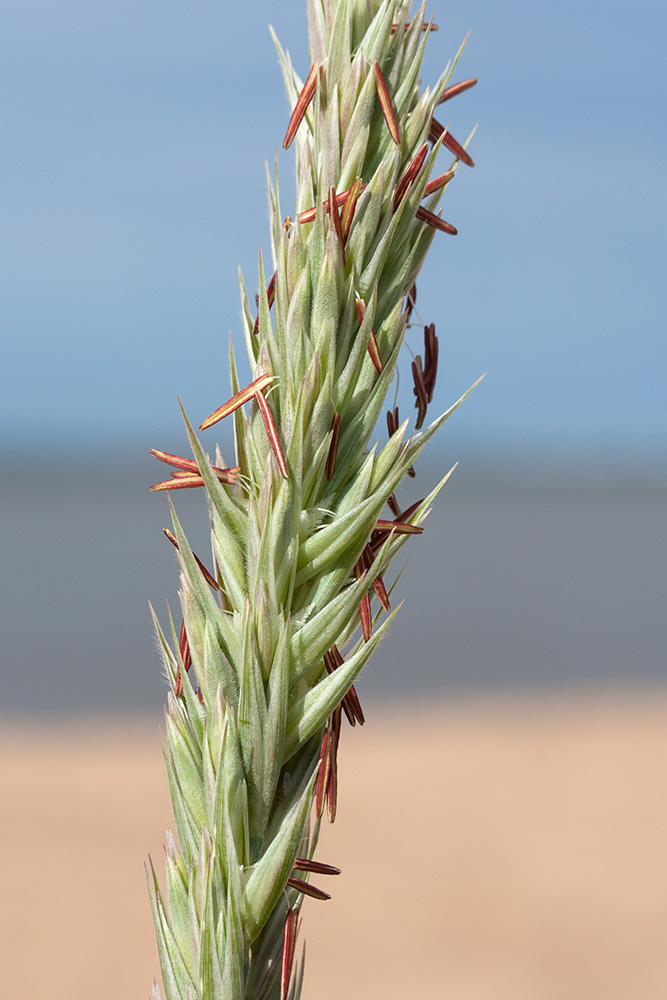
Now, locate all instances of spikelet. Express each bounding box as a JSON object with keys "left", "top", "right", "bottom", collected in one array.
[{"left": 148, "top": 2, "right": 478, "bottom": 997}]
